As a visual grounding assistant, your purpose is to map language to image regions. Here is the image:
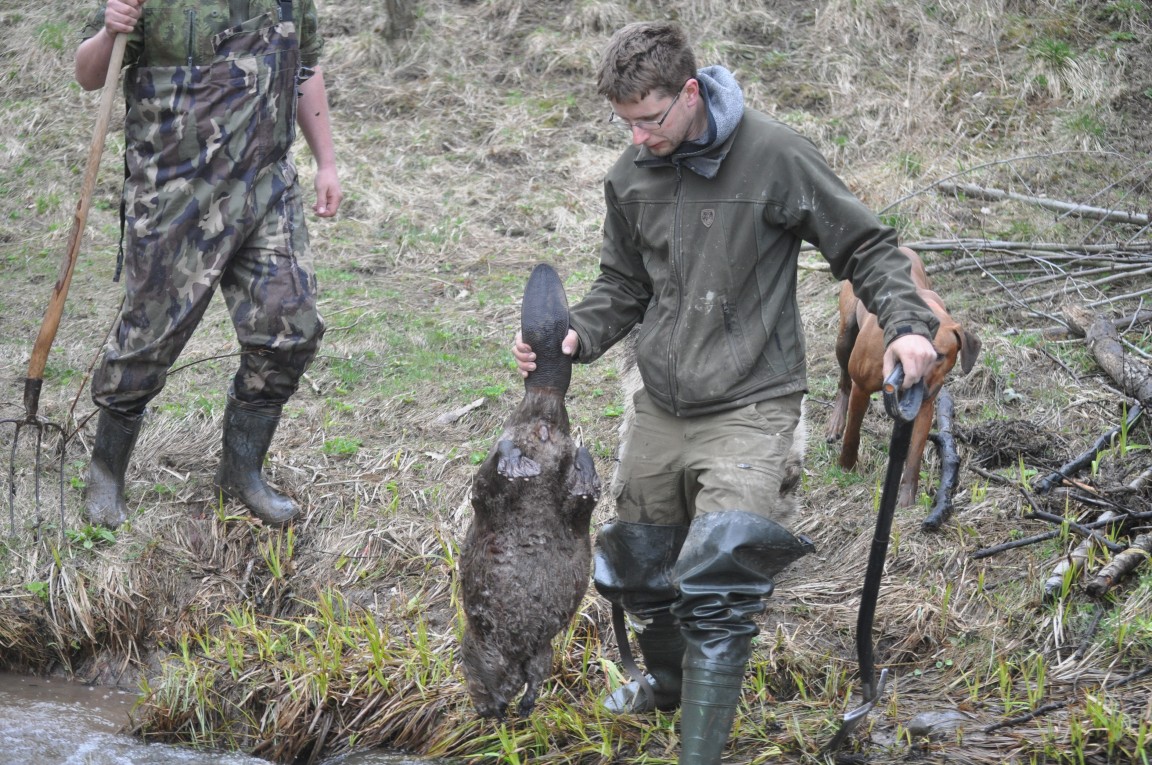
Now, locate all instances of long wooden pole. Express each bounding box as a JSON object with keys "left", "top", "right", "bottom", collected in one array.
[{"left": 22, "top": 32, "right": 128, "bottom": 417}]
